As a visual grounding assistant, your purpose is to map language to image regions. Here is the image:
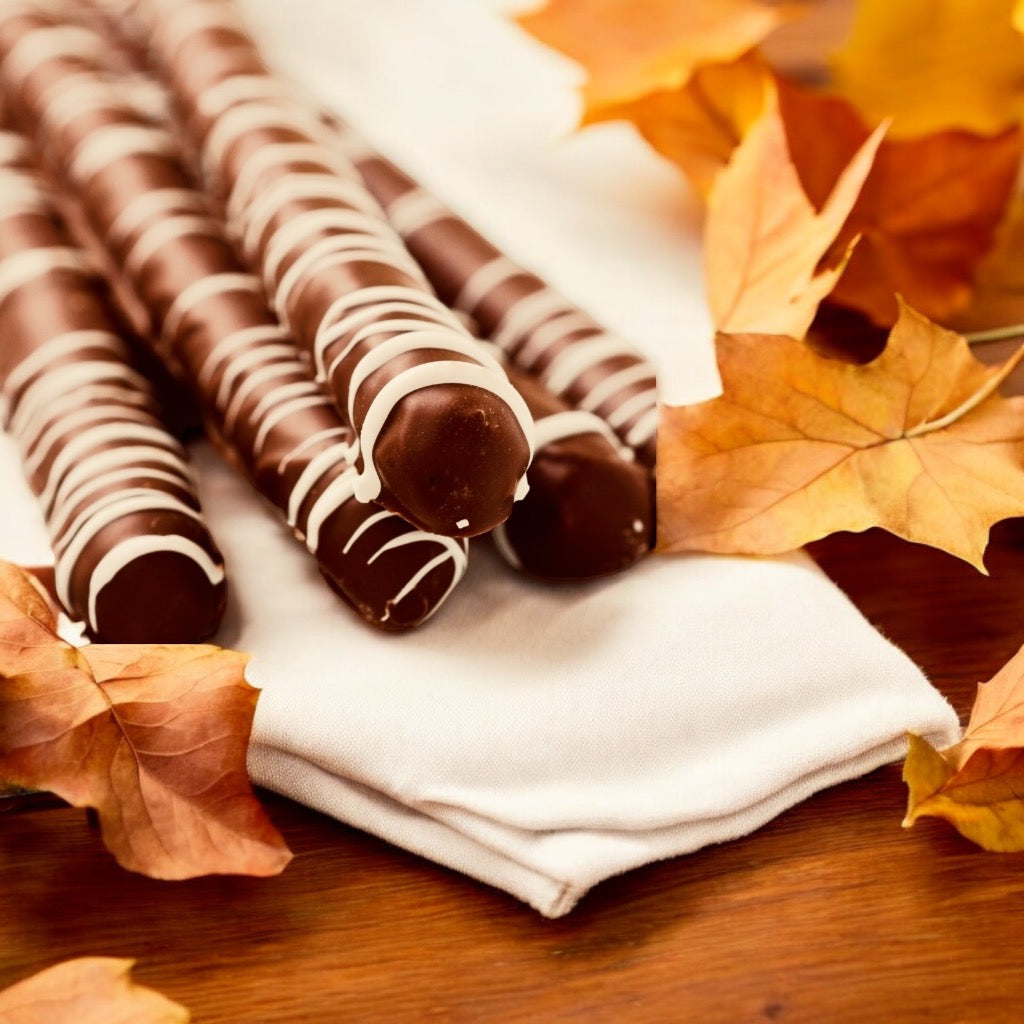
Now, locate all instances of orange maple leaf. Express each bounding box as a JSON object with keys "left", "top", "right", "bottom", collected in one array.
[
  {"left": 903, "top": 640, "right": 1024, "bottom": 851},
  {"left": 0, "top": 958, "right": 189, "bottom": 1024},
  {"left": 656, "top": 301, "right": 1024, "bottom": 571},
  {"left": 704, "top": 93, "right": 884, "bottom": 339},
  {"left": 0, "top": 560, "right": 292, "bottom": 880},
  {"left": 778, "top": 81, "right": 1024, "bottom": 329},
  {"left": 601, "top": 50, "right": 773, "bottom": 198},
  {"left": 516, "top": 0, "right": 801, "bottom": 121}
]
